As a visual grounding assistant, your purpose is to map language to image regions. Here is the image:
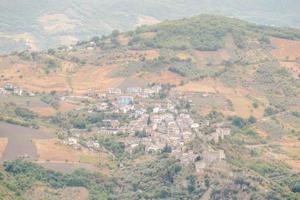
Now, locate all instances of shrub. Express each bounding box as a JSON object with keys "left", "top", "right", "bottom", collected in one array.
[
  {"left": 232, "top": 117, "right": 247, "bottom": 128},
  {"left": 248, "top": 116, "right": 257, "bottom": 124},
  {"left": 15, "top": 107, "right": 36, "bottom": 119},
  {"left": 264, "top": 107, "right": 277, "bottom": 116},
  {"left": 72, "top": 120, "right": 86, "bottom": 129}
]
